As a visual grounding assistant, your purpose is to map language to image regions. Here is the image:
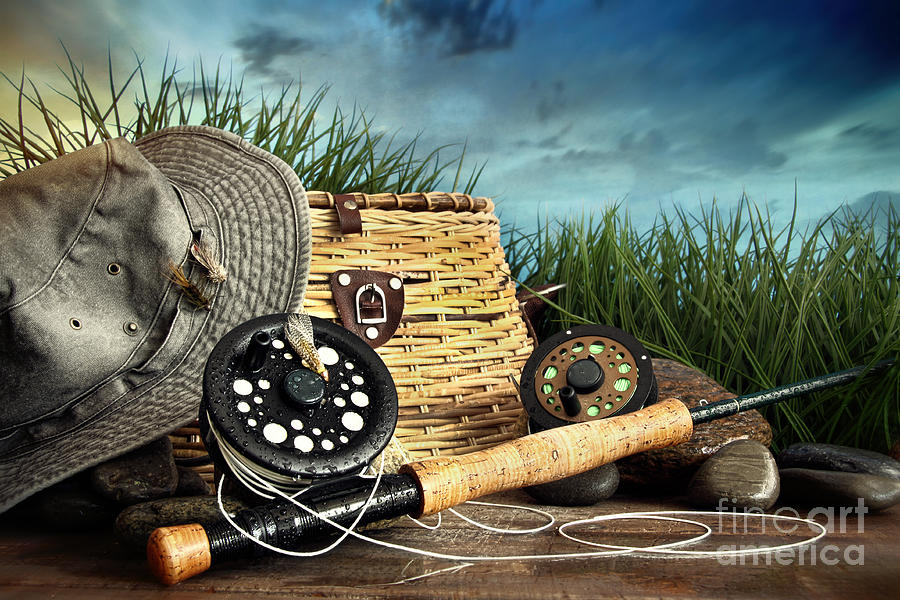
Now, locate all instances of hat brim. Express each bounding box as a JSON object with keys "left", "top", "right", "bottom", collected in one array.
[{"left": 0, "top": 126, "right": 310, "bottom": 511}]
